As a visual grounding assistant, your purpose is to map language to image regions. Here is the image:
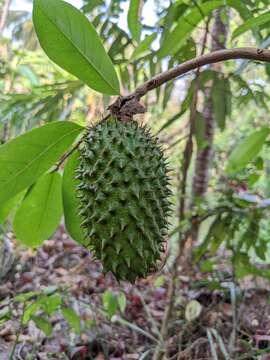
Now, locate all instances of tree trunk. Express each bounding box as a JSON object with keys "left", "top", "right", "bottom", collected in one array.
[{"left": 192, "top": 9, "right": 228, "bottom": 198}]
